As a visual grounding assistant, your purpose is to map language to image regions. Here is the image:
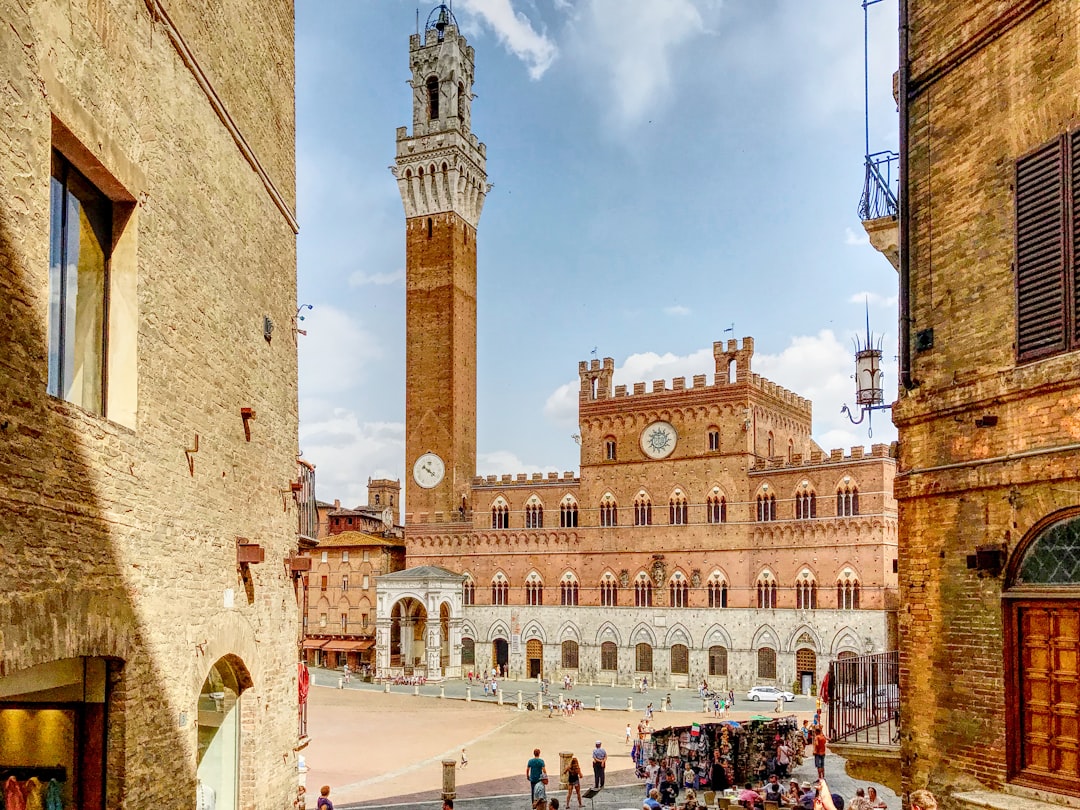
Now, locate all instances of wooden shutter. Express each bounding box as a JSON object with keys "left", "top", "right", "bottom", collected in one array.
[
  {"left": 1016, "top": 137, "right": 1067, "bottom": 361},
  {"left": 1072, "top": 130, "right": 1080, "bottom": 349}
]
